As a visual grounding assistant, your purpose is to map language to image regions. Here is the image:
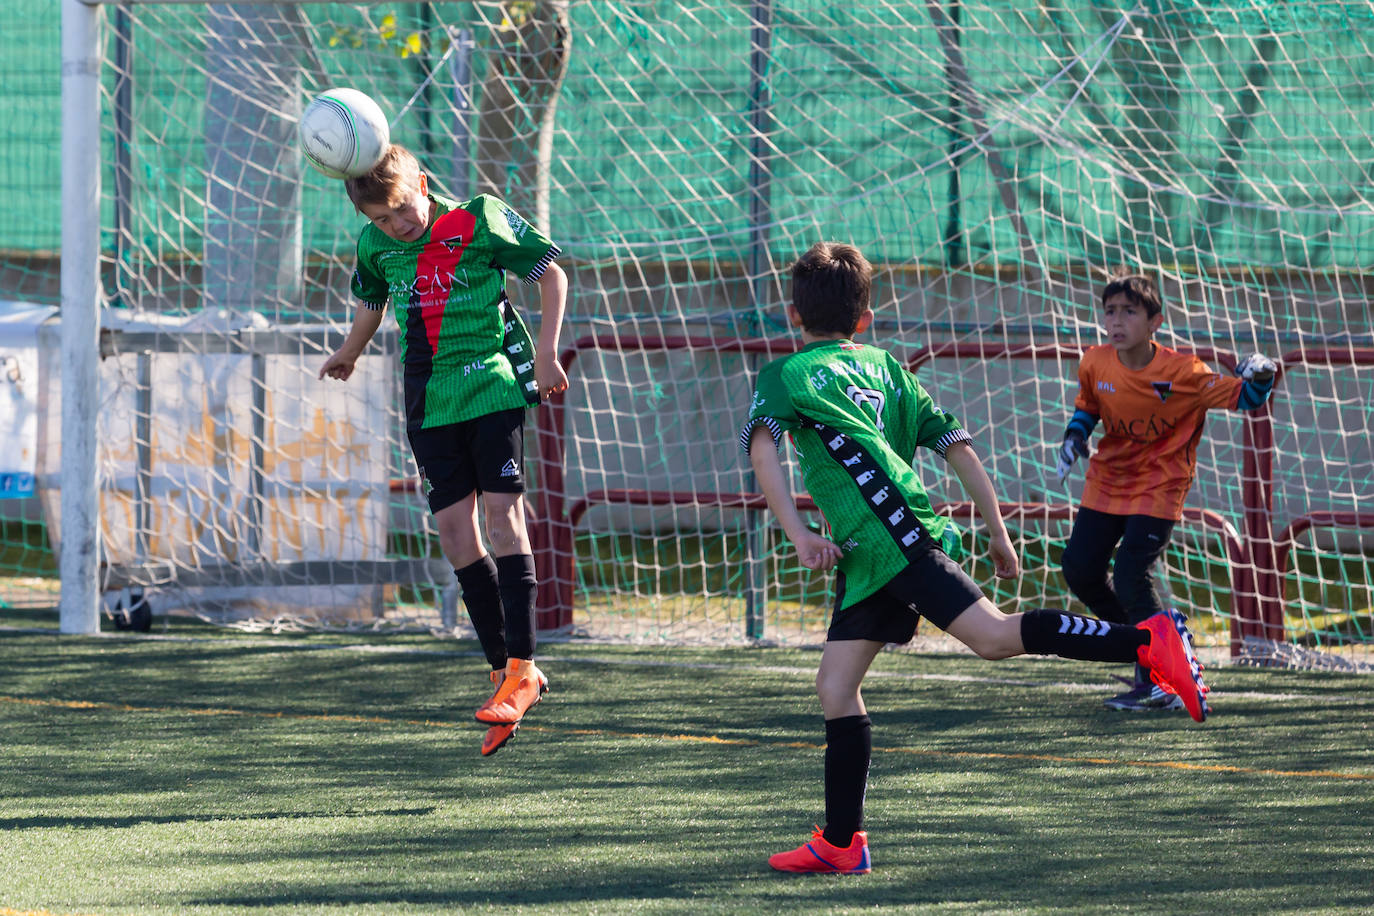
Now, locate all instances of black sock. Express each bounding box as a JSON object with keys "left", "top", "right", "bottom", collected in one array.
[
  {"left": 454, "top": 556, "right": 506, "bottom": 670},
  {"left": 496, "top": 553, "right": 538, "bottom": 660},
  {"left": 822, "top": 715, "right": 871, "bottom": 848},
  {"left": 1020, "top": 608, "right": 1146, "bottom": 664}
]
